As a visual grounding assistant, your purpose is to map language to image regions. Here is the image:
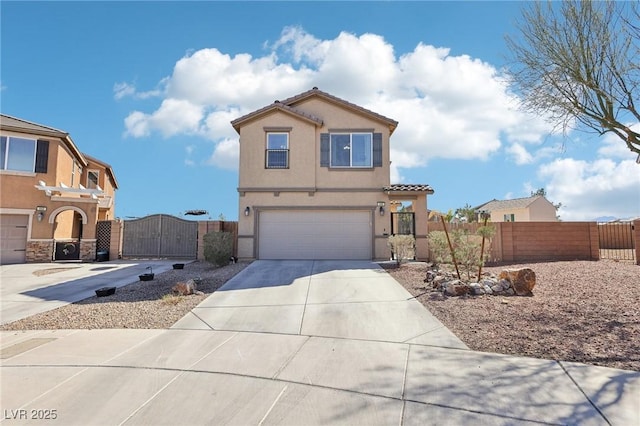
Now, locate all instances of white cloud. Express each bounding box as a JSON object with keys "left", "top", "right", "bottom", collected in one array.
[
  {"left": 113, "top": 82, "right": 136, "bottom": 100},
  {"left": 597, "top": 125, "right": 640, "bottom": 160},
  {"left": 506, "top": 143, "right": 534, "bottom": 165},
  {"left": 184, "top": 145, "right": 195, "bottom": 166},
  {"left": 114, "top": 80, "right": 165, "bottom": 100},
  {"left": 125, "top": 99, "right": 203, "bottom": 138},
  {"left": 206, "top": 138, "right": 239, "bottom": 171},
  {"left": 122, "top": 26, "right": 556, "bottom": 174},
  {"left": 538, "top": 158, "right": 640, "bottom": 221}
]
